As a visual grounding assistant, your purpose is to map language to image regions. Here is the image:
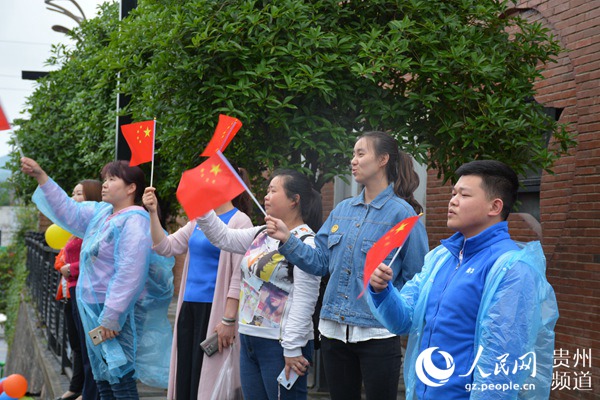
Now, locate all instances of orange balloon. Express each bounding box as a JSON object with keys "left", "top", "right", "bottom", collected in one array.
[{"left": 3, "top": 374, "right": 27, "bottom": 398}]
